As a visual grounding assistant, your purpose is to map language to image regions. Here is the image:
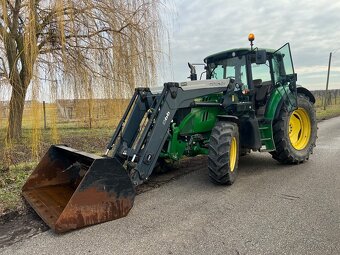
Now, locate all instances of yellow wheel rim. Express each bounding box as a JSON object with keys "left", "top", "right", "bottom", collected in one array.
[
  {"left": 229, "top": 137, "right": 237, "bottom": 172},
  {"left": 289, "top": 108, "right": 311, "bottom": 150}
]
